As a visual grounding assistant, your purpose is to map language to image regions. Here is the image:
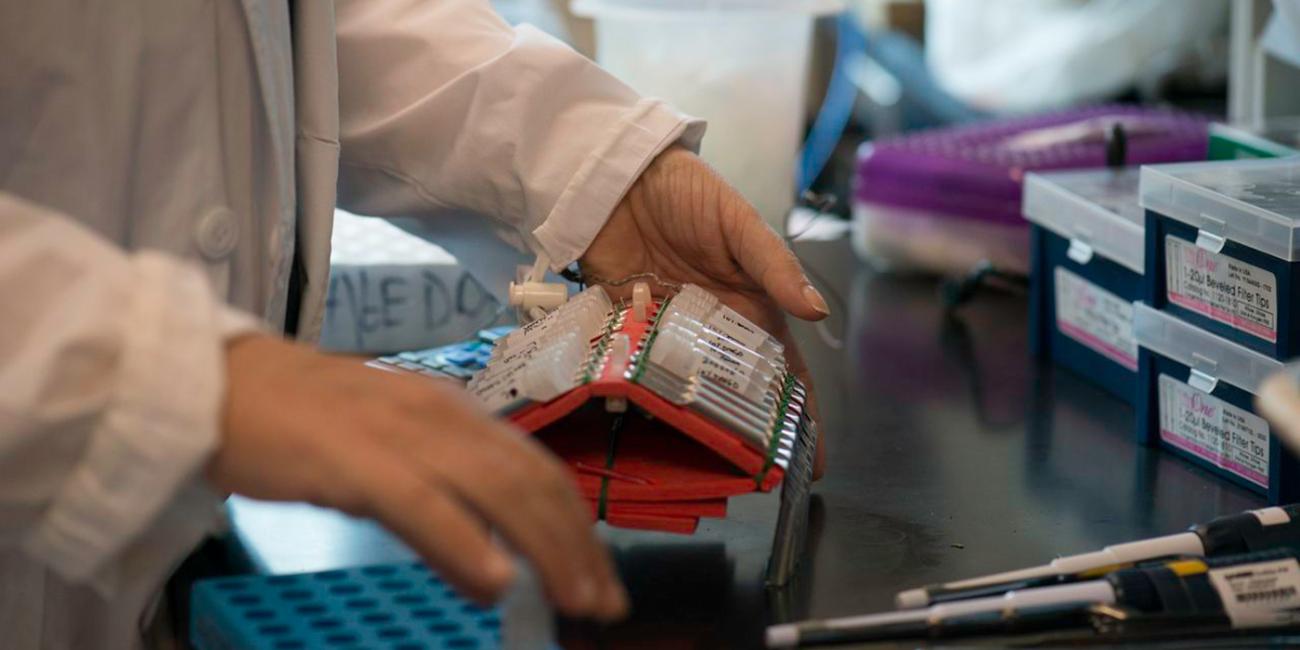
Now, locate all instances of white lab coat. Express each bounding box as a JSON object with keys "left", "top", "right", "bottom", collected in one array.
[{"left": 0, "top": 1, "right": 703, "bottom": 648}]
